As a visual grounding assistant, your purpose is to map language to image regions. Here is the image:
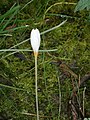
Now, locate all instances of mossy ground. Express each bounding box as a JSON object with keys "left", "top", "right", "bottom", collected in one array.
[{"left": 0, "top": 0, "right": 90, "bottom": 120}]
